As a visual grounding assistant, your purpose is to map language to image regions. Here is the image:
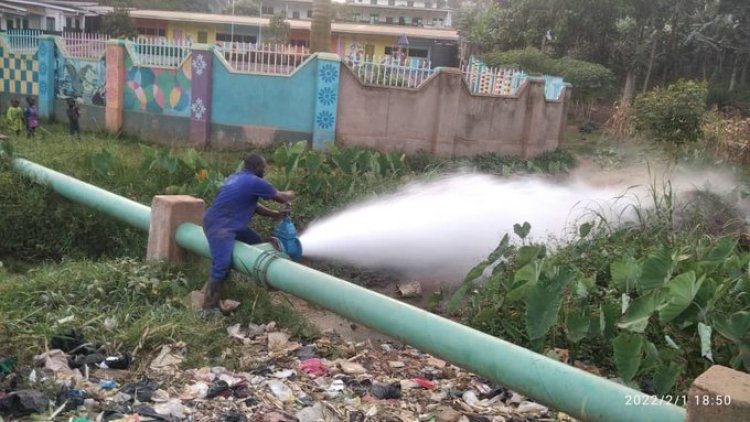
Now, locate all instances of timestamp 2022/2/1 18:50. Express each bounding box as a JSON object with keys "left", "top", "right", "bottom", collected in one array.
[{"left": 624, "top": 394, "right": 732, "bottom": 406}]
